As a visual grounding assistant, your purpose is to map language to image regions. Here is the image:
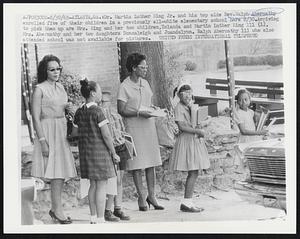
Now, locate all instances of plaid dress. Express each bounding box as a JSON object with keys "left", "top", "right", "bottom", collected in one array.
[{"left": 74, "top": 103, "right": 116, "bottom": 180}]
